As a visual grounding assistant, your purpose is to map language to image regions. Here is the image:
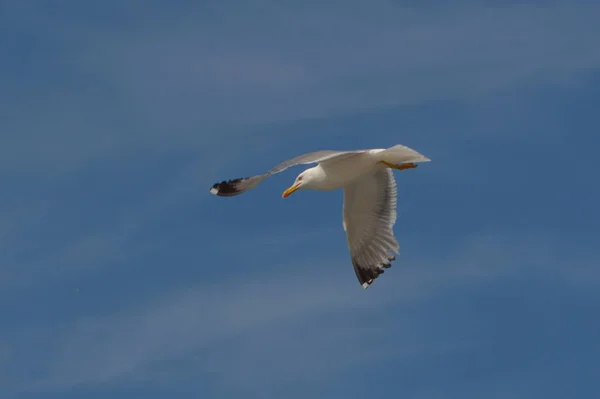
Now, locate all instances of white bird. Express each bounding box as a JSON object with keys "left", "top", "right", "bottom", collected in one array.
[{"left": 209, "top": 144, "right": 430, "bottom": 288}]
